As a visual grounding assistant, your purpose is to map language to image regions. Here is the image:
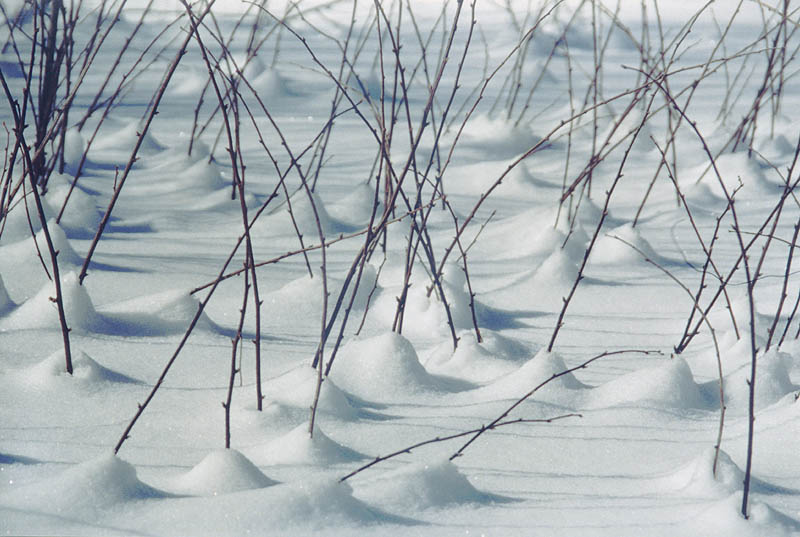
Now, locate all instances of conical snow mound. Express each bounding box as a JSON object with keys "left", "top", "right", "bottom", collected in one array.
[
  {"left": 424, "top": 329, "right": 531, "bottom": 384},
  {"left": 262, "top": 365, "right": 358, "bottom": 420},
  {"left": 22, "top": 348, "right": 137, "bottom": 387},
  {"left": 357, "top": 458, "right": 505, "bottom": 511},
  {"left": 659, "top": 447, "right": 744, "bottom": 498},
  {"left": 591, "top": 223, "right": 661, "bottom": 265},
  {"left": 251, "top": 422, "right": 365, "bottom": 466},
  {"left": 99, "top": 288, "right": 223, "bottom": 335},
  {"left": 0, "top": 454, "right": 165, "bottom": 516},
  {"left": 468, "top": 349, "right": 585, "bottom": 404},
  {"left": 0, "top": 271, "right": 98, "bottom": 332},
  {"left": 723, "top": 349, "right": 796, "bottom": 413},
  {"left": 45, "top": 178, "right": 103, "bottom": 238},
  {"left": 0, "top": 220, "right": 82, "bottom": 271},
  {"left": 171, "top": 449, "right": 276, "bottom": 496},
  {"left": 0, "top": 274, "right": 13, "bottom": 314},
  {"left": 585, "top": 357, "right": 705, "bottom": 410},
  {"left": 254, "top": 188, "right": 338, "bottom": 238},
  {"left": 91, "top": 119, "right": 165, "bottom": 156},
  {"left": 329, "top": 332, "right": 440, "bottom": 401},
  {"left": 683, "top": 492, "right": 800, "bottom": 537}
]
